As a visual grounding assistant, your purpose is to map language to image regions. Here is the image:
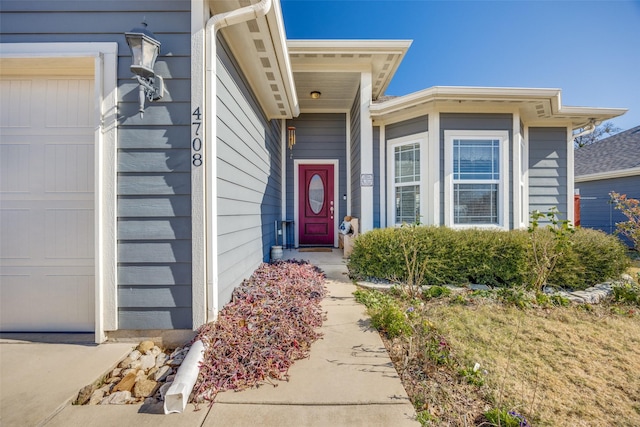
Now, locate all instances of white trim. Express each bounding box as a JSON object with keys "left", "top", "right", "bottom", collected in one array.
[
  {"left": 1, "top": 42, "right": 118, "bottom": 343},
  {"left": 379, "top": 125, "right": 386, "bottom": 227},
  {"left": 293, "top": 159, "right": 340, "bottom": 248},
  {"left": 575, "top": 167, "right": 640, "bottom": 182},
  {"left": 281, "top": 119, "right": 287, "bottom": 219},
  {"left": 444, "top": 130, "right": 510, "bottom": 230},
  {"left": 360, "top": 71, "right": 374, "bottom": 233},
  {"left": 522, "top": 125, "right": 530, "bottom": 225},
  {"left": 428, "top": 113, "right": 440, "bottom": 225},
  {"left": 512, "top": 113, "right": 521, "bottom": 229},
  {"left": 346, "top": 111, "right": 352, "bottom": 216},
  {"left": 191, "top": 0, "right": 207, "bottom": 329},
  {"left": 386, "top": 132, "right": 428, "bottom": 226},
  {"left": 566, "top": 125, "right": 575, "bottom": 224}
]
